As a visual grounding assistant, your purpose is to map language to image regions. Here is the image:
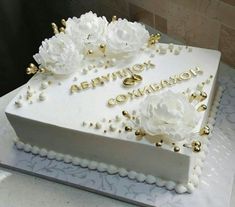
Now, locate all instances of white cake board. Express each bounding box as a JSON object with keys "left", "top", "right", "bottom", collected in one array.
[{"left": 1, "top": 67, "right": 235, "bottom": 207}]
